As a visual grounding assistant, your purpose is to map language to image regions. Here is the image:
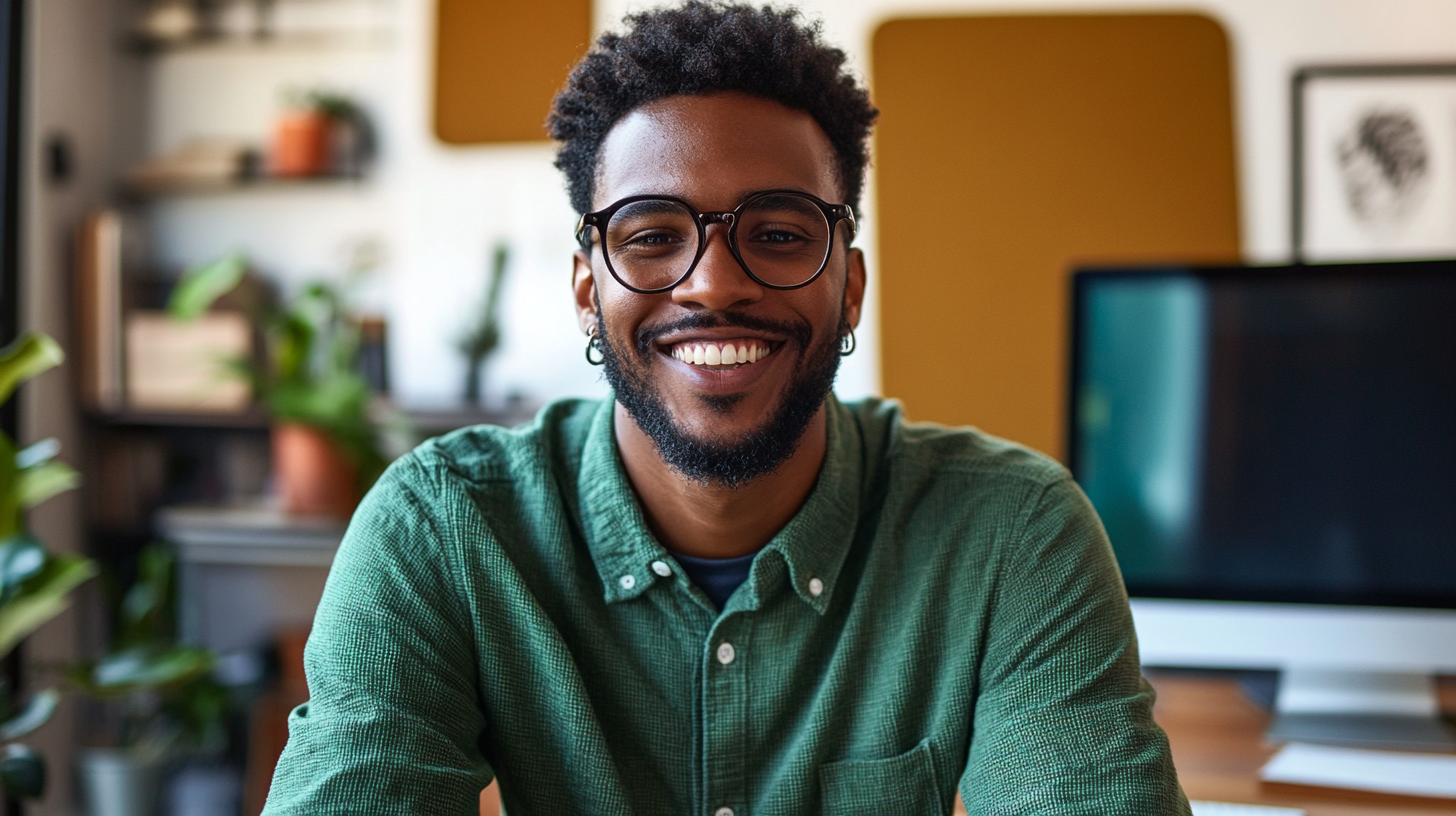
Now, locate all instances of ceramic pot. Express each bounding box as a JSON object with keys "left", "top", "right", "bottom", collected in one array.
[
  {"left": 271, "top": 422, "right": 358, "bottom": 518},
  {"left": 270, "top": 109, "right": 331, "bottom": 177},
  {"left": 78, "top": 749, "right": 164, "bottom": 816}
]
